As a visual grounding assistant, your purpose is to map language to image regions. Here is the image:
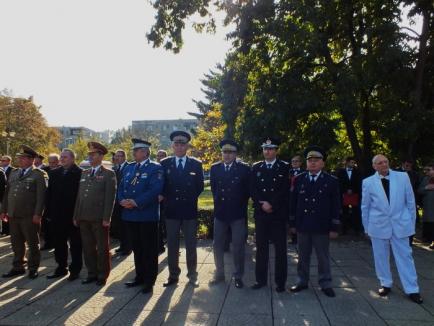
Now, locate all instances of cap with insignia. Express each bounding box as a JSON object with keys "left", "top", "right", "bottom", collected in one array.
[
  {"left": 170, "top": 131, "right": 191, "bottom": 144},
  {"left": 261, "top": 137, "right": 280, "bottom": 149},
  {"left": 304, "top": 145, "right": 327, "bottom": 160},
  {"left": 16, "top": 145, "right": 38, "bottom": 158},
  {"left": 219, "top": 139, "right": 239, "bottom": 152},
  {"left": 87, "top": 141, "right": 108, "bottom": 155},
  {"left": 132, "top": 138, "right": 151, "bottom": 150}
]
